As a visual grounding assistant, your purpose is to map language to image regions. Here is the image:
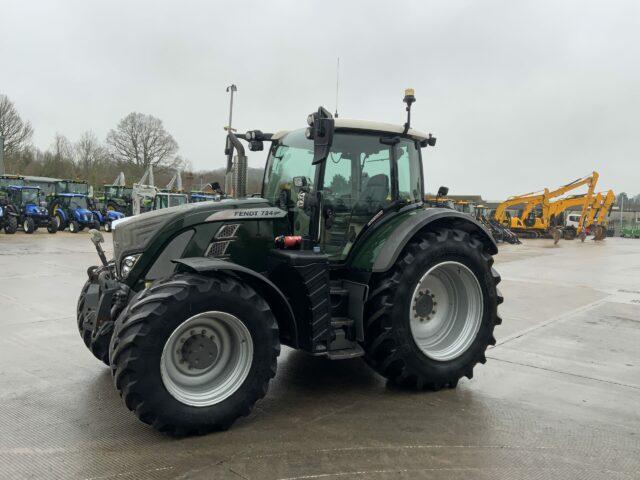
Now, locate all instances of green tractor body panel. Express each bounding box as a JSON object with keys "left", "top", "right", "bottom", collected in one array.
[{"left": 114, "top": 198, "right": 290, "bottom": 290}]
